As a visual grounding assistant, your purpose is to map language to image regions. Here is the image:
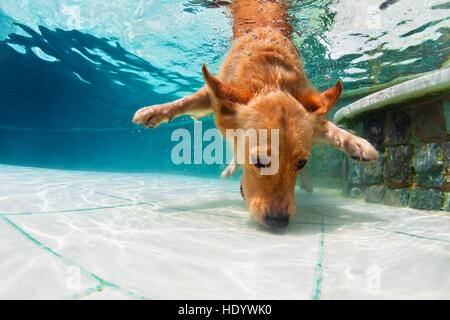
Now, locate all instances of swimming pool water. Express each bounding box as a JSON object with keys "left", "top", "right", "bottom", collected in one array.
[{"left": 0, "top": 0, "right": 448, "bottom": 171}]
